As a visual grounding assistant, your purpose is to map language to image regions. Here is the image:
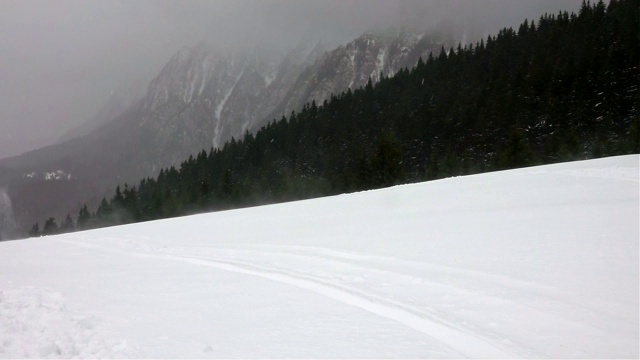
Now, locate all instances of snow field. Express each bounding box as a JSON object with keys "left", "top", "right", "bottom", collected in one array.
[
  {"left": 0, "top": 286, "right": 128, "bottom": 358},
  {"left": 0, "top": 155, "right": 638, "bottom": 358}
]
